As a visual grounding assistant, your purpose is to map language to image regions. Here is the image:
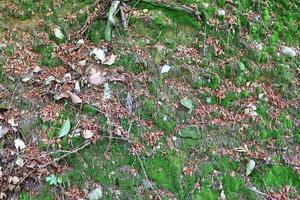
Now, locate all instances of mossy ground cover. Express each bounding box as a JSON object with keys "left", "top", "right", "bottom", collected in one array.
[{"left": 1, "top": 0, "right": 300, "bottom": 199}]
